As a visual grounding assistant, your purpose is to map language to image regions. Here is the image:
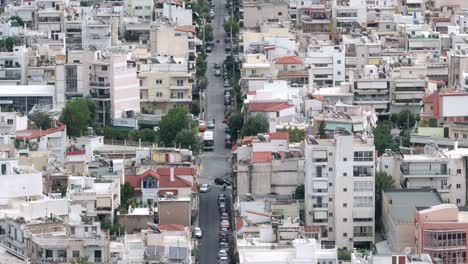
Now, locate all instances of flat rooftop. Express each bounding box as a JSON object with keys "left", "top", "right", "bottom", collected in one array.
[{"left": 384, "top": 189, "right": 443, "bottom": 223}]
